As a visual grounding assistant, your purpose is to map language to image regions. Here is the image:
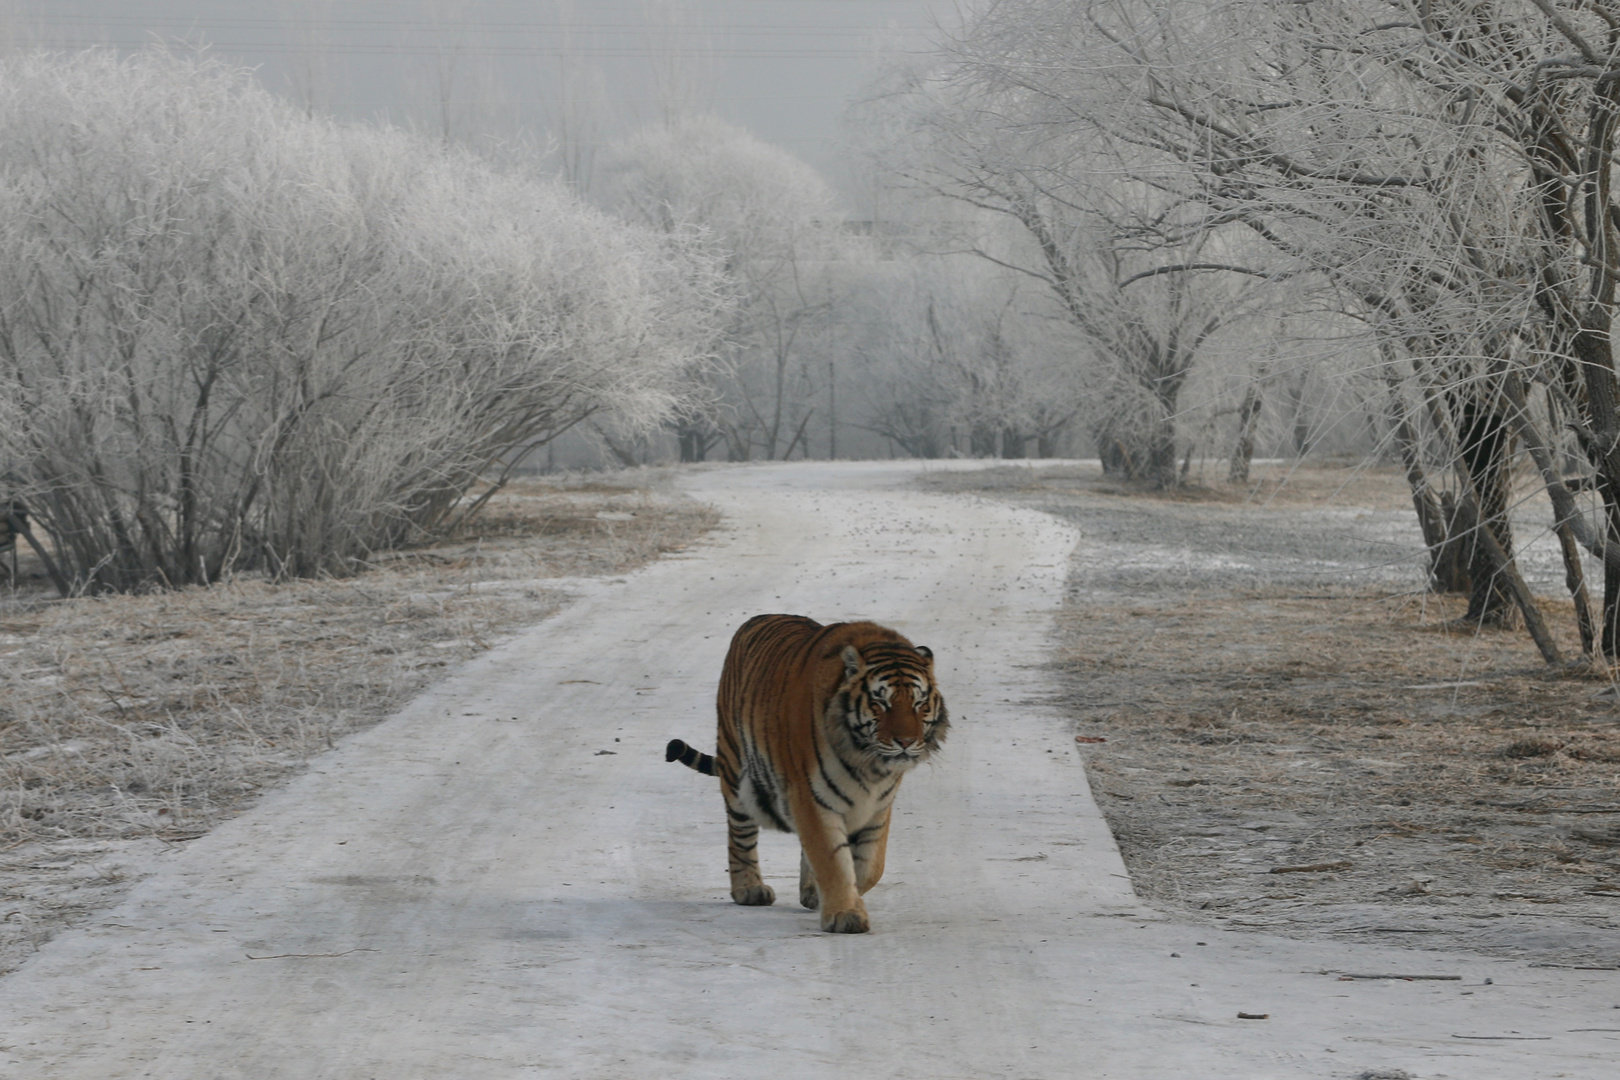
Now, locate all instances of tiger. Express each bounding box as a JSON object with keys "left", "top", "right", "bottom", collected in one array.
[{"left": 666, "top": 613, "right": 948, "bottom": 934}]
